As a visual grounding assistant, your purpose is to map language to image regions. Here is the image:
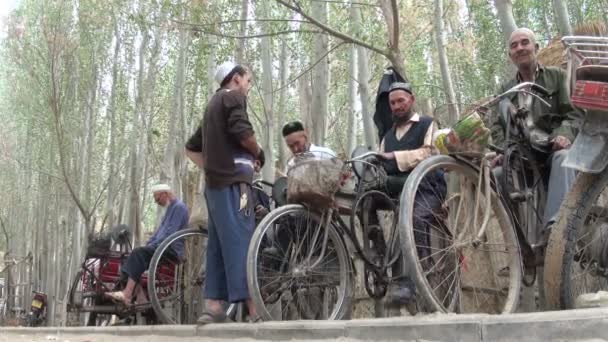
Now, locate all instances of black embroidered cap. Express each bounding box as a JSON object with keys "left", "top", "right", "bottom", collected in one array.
[
  {"left": 388, "top": 82, "right": 413, "bottom": 95},
  {"left": 282, "top": 121, "right": 305, "bottom": 137}
]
